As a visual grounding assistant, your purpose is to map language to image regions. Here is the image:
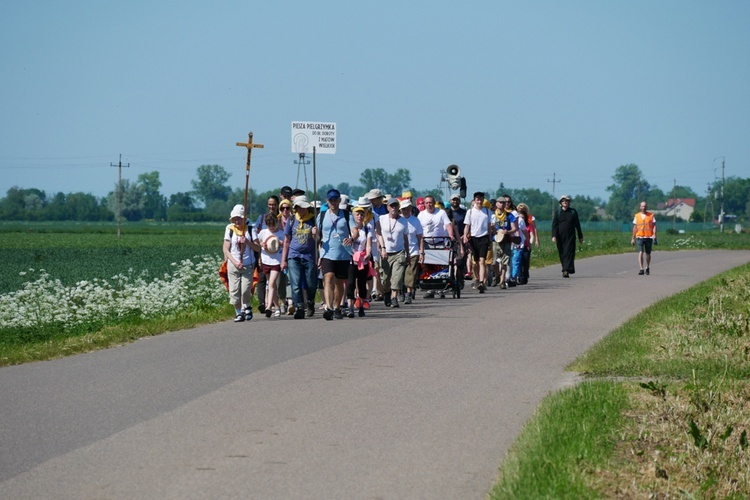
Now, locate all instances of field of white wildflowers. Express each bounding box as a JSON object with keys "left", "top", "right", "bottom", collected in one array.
[{"left": 0, "top": 255, "right": 226, "bottom": 334}]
